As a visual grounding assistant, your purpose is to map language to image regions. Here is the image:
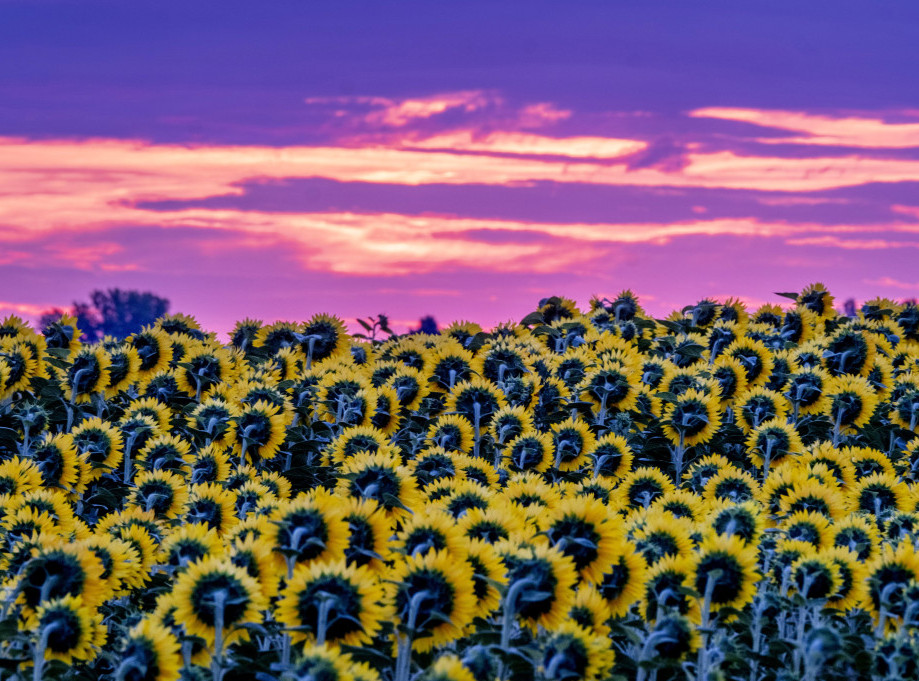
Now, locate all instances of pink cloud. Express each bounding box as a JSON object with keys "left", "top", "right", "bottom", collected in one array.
[
  {"left": 398, "top": 131, "right": 647, "bottom": 159},
  {"left": 863, "top": 276, "right": 919, "bottom": 291},
  {"left": 690, "top": 107, "right": 919, "bottom": 148}
]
